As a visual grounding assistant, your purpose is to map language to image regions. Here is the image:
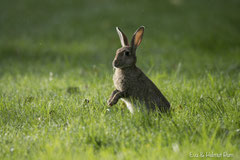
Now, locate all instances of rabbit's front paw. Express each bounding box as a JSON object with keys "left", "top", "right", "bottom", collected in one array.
[
  {"left": 107, "top": 98, "right": 113, "bottom": 106},
  {"left": 107, "top": 99, "right": 116, "bottom": 106},
  {"left": 107, "top": 99, "right": 111, "bottom": 106}
]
